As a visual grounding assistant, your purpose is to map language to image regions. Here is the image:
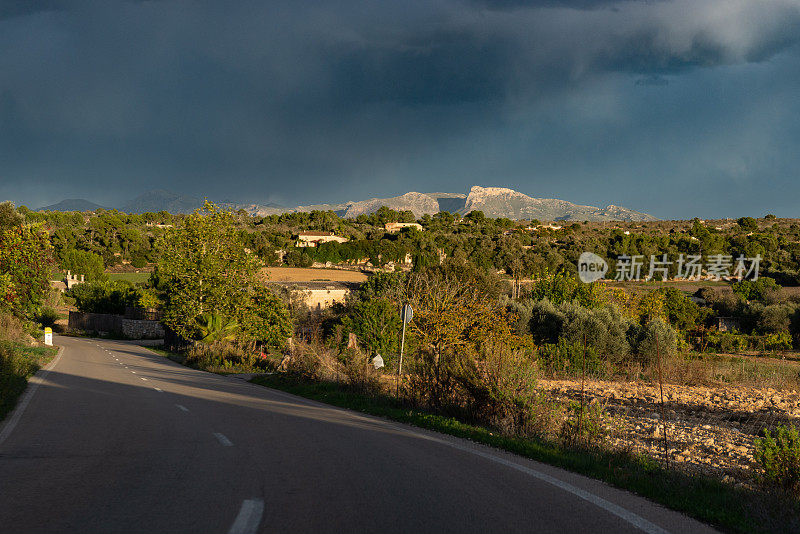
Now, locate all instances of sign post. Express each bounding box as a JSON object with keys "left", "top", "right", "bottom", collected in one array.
[
  {"left": 396, "top": 304, "right": 412, "bottom": 397},
  {"left": 44, "top": 327, "right": 53, "bottom": 347}
]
